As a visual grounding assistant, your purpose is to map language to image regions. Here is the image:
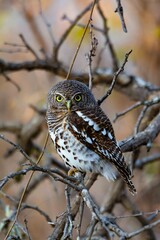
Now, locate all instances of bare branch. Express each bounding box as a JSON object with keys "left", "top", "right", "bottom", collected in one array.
[
  {"left": 24, "top": 219, "right": 32, "bottom": 240},
  {"left": 0, "top": 134, "right": 35, "bottom": 165},
  {"left": 127, "top": 219, "right": 160, "bottom": 239},
  {"left": 0, "top": 121, "right": 22, "bottom": 133},
  {"left": 76, "top": 199, "right": 84, "bottom": 238},
  {"left": 81, "top": 188, "right": 128, "bottom": 239},
  {"left": 97, "top": 2, "right": 119, "bottom": 71},
  {"left": 19, "top": 34, "right": 39, "bottom": 59},
  {"left": 38, "top": 0, "right": 56, "bottom": 46},
  {"left": 135, "top": 153, "right": 160, "bottom": 169},
  {"left": 53, "top": 1, "right": 94, "bottom": 61},
  {"left": 86, "top": 21, "right": 98, "bottom": 90},
  {"left": 114, "top": 96, "right": 160, "bottom": 122},
  {"left": 115, "top": 0, "right": 127, "bottom": 33},
  {"left": 66, "top": 0, "right": 98, "bottom": 80},
  {"left": 62, "top": 185, "right": 74, "bottom": 239},
  {"left": 120, "top": 113, "right": 160, "bottom": 152},
  {"left": 98, "top": 50, "right": 132, "bottom": 105},
  {"left": 0, "top": 57, "right": 159, "bottom": 102},
  {"left": 2, "top": 72, "right": 21, "bottom": 91},
  {"left": 134, "top": 106, "right": 148, "bottom": 134}
]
